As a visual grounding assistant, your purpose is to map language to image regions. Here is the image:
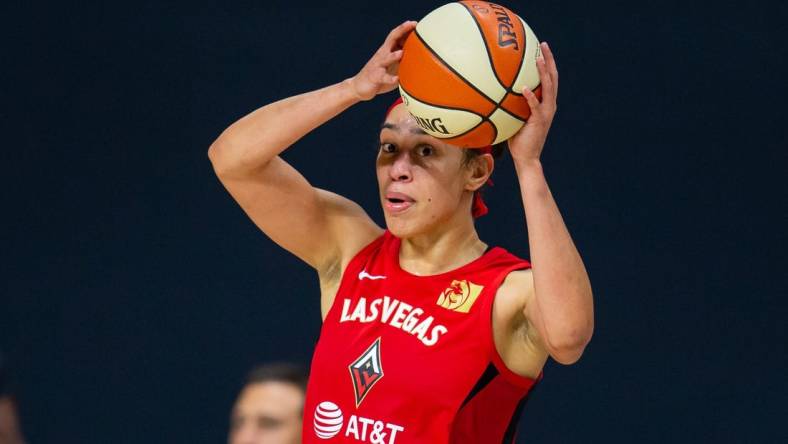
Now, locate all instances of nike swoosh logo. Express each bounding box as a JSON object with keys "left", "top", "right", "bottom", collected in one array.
[{"left": 358, "top": 270, "right": 386, "bottom": 281}]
